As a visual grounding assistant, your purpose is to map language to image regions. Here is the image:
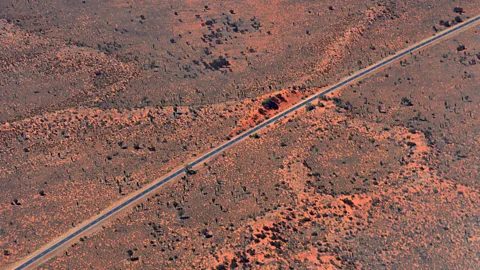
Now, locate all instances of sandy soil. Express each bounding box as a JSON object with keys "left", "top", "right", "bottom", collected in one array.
[
  {"left": 1, "top": 1, "right": 480, "bottom": 269},
  {"left": 30, "top": 26, "right": 480, "bottom": 269}
]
